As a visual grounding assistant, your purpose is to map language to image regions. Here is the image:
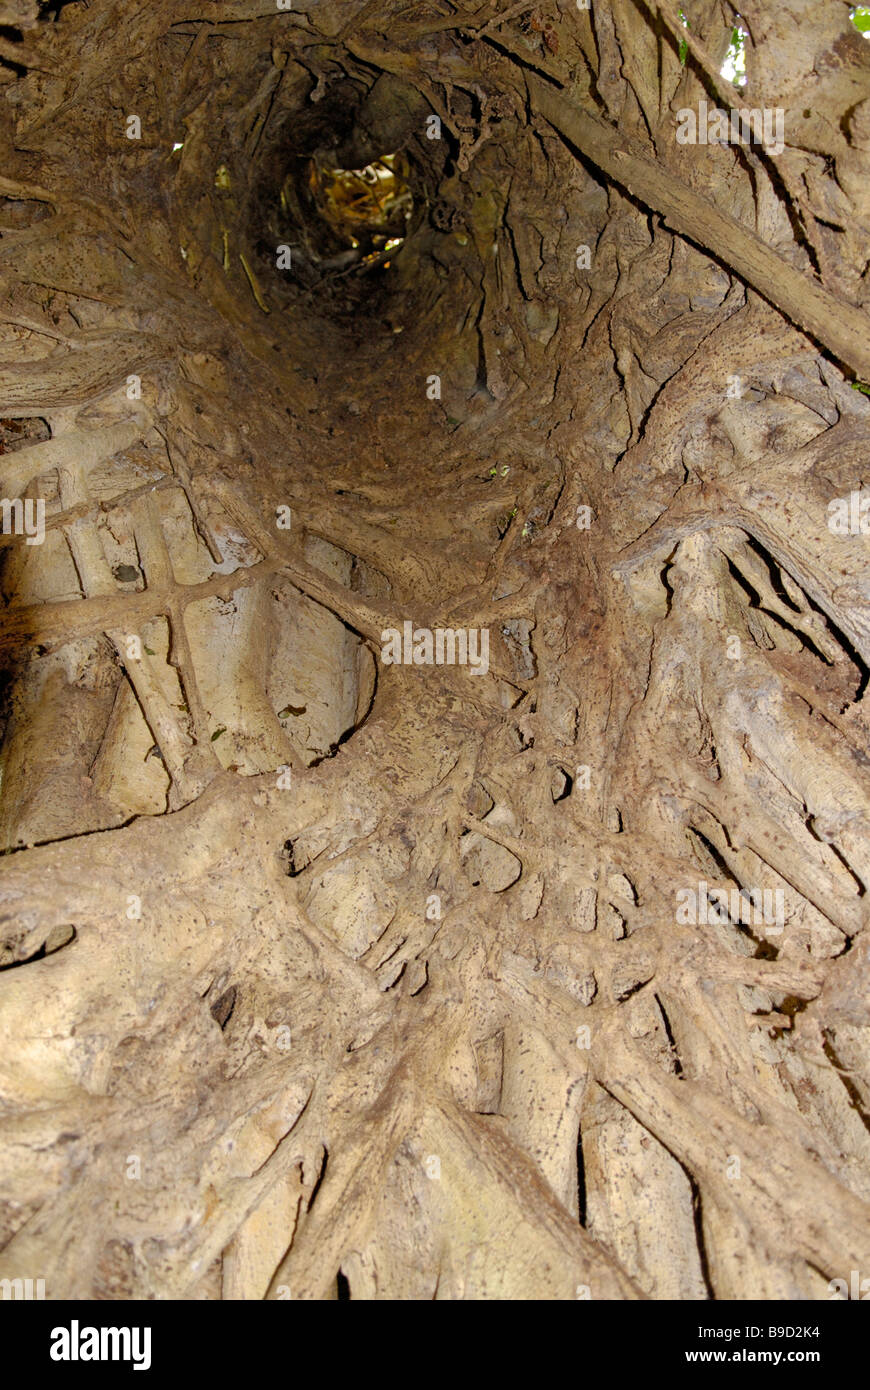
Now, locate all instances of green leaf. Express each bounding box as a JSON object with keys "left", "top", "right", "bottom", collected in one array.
[
  {"left": 210, "top": 726, "right": 226, "bottom": 741},
  {"left": 677, "top": 6, "right": 690, "bottom": 62},
  {"left": 851, "top": 381, "right": 870, "bottom": 395}
]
